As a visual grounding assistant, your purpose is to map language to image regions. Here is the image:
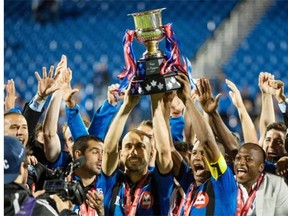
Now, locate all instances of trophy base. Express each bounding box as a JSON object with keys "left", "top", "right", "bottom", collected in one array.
[{"left": 130, "top": 71, "right": 182, "bottom": 95}]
